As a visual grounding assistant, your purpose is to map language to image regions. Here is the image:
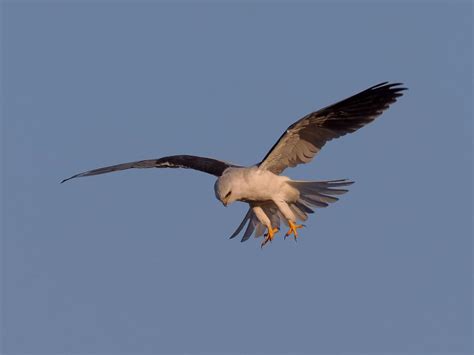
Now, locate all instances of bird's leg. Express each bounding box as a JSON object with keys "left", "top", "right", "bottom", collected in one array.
[
  {"left": 261, "top": 226, "right": 279, "bottom": 248},
  {"left": 285, "top": 220, "right": 304, "bottom": 241}
]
